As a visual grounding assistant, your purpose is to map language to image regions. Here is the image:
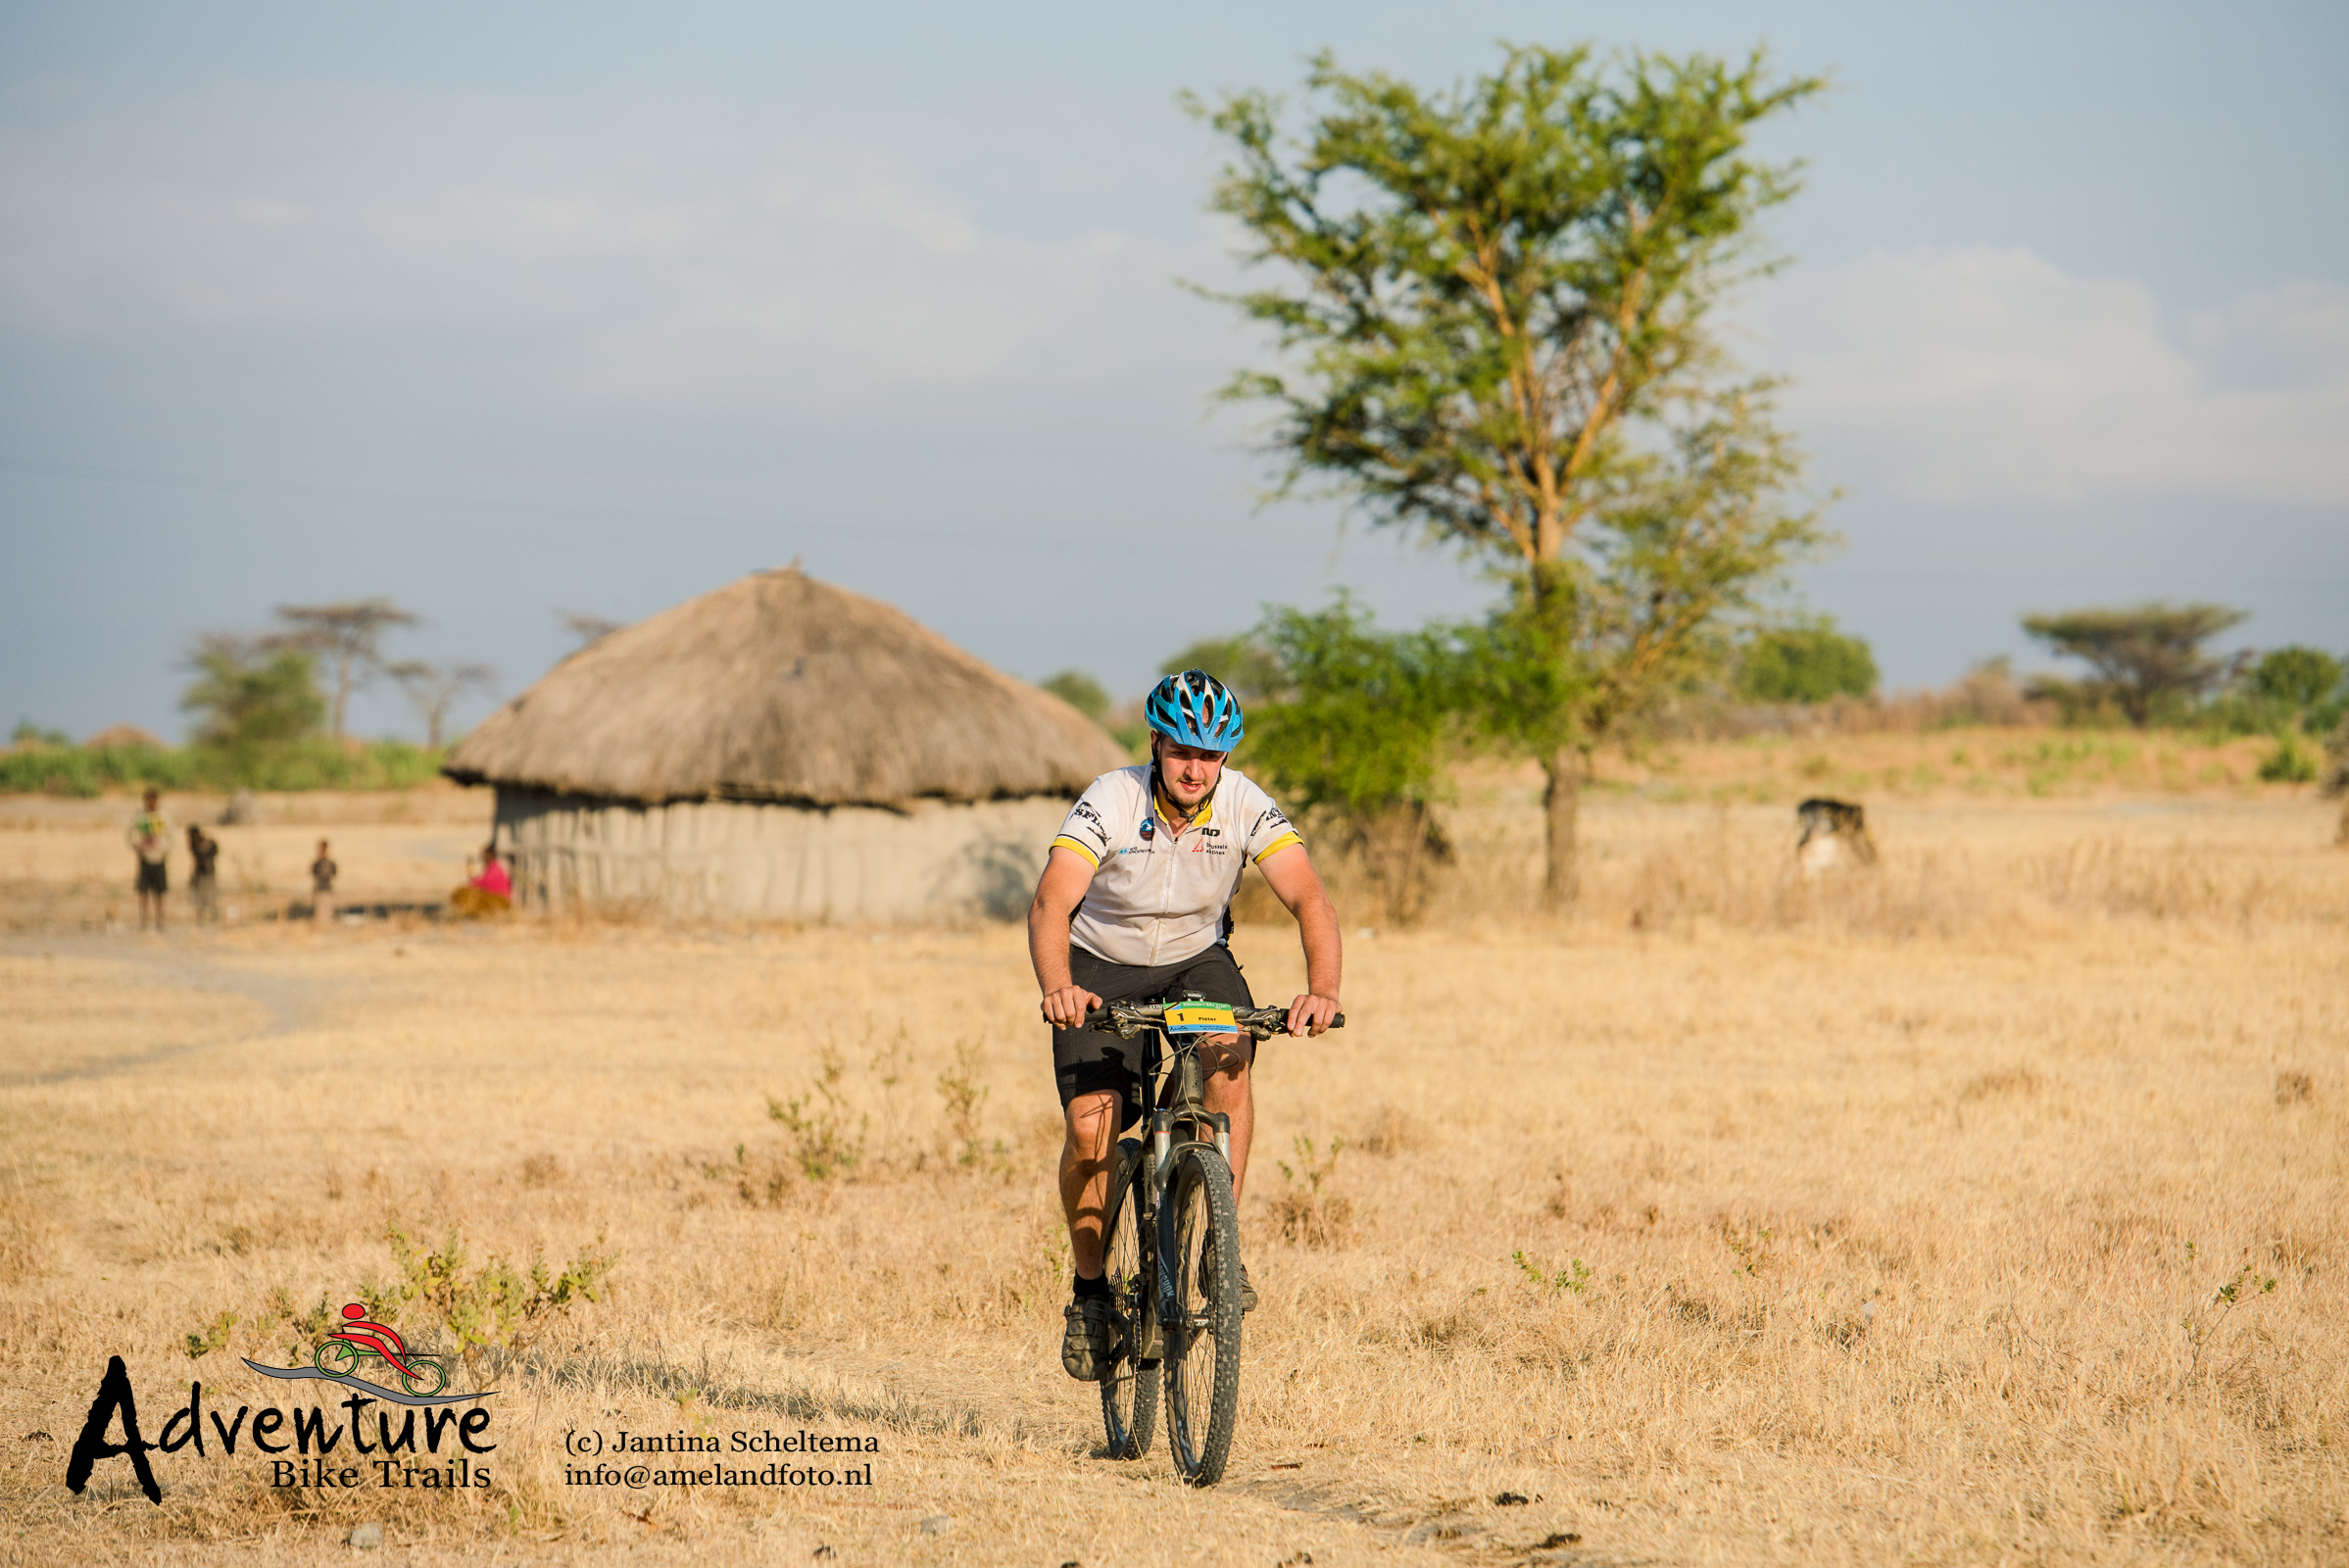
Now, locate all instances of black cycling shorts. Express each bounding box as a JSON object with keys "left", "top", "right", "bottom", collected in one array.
[{"left": 1052, "top": 943, "right": 1256, "bottom": 1132}]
